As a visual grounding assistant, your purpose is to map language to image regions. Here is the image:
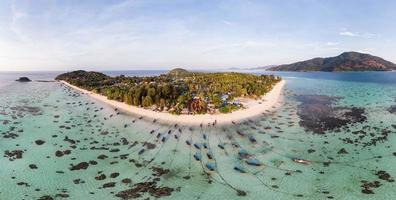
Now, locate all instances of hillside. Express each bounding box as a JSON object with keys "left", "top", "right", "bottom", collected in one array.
[{"left": 268, "top": 52, "right": 396, "bottom": 72}]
